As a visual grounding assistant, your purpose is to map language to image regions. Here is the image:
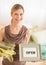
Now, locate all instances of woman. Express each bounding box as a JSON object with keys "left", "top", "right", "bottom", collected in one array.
[{"left": 0, "top": 4, "right": 30, "bottom": 65}]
